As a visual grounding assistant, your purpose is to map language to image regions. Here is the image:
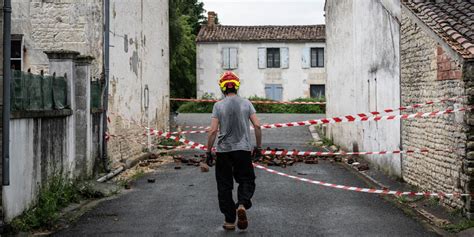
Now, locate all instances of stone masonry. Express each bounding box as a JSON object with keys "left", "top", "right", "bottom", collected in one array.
[
  {"left": 401, "top": 13, "right": 469, "bottom": 210},
  {"left": 12, "top": 0, "right": 103, "bottom": 78}
]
